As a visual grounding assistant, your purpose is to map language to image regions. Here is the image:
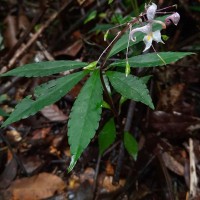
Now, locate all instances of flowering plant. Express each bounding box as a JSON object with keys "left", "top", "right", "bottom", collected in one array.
[
  {"left": 0, "top": 2, "right": 192, "bottom": 173},
  {"left": 130, "top": 3, "right": 180, "bottom": 52}
]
